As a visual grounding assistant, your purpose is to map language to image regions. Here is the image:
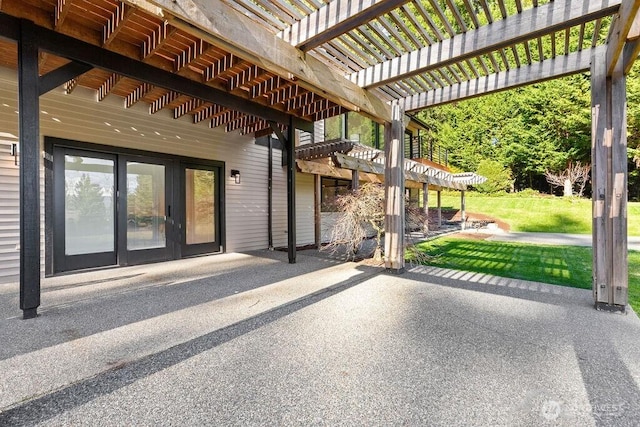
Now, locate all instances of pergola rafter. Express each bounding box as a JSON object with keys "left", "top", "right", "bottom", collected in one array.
[
  {"left": 124, "top": 0, "right": 391, "bottom": 121},
  {"left": 401, "top": 47, "right": 600, "bottom": 111},
  {"left": 349, "top": 0, "right": 622, "bottom": 88},
  {"left": 279, "top": 0, "right": 410, "bottom": 52}
]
